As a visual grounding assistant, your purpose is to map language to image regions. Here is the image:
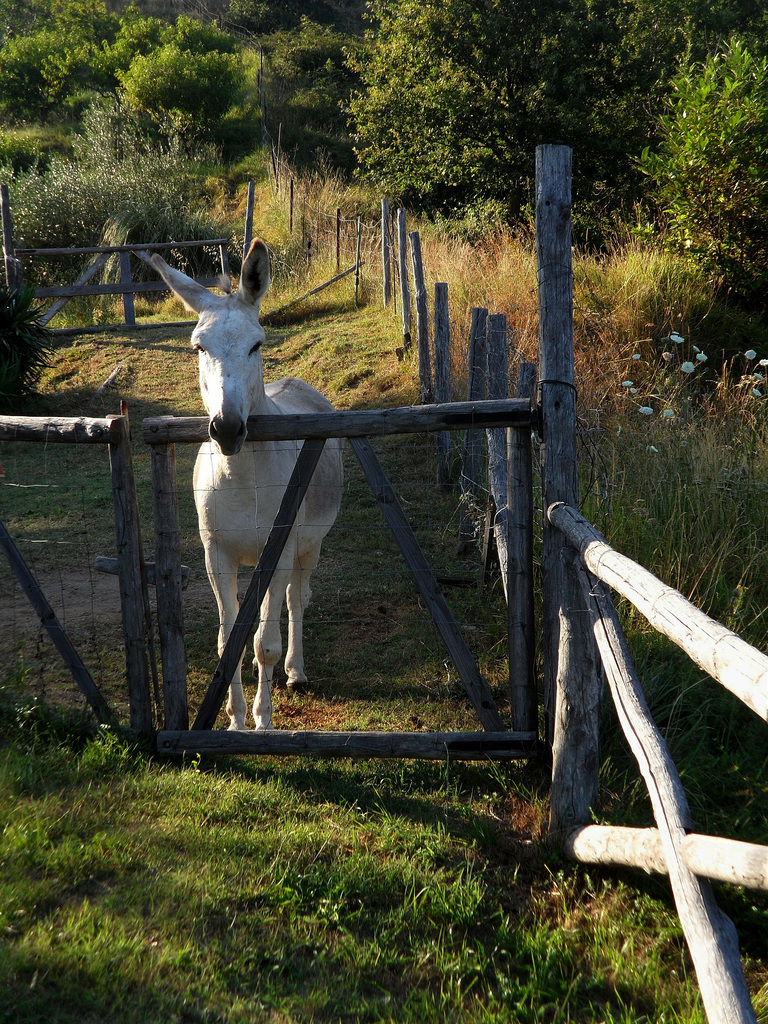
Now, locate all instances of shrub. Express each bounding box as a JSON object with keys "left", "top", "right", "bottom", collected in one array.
[
  {"left": 118, "top": 44, "right": 244, "bottom": 147},
  {"left": 641, "top": 38, "right": 768, "bottom": 300},
  {"left": 0, "top": 285, "right": 53, "bottom": 409}
]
